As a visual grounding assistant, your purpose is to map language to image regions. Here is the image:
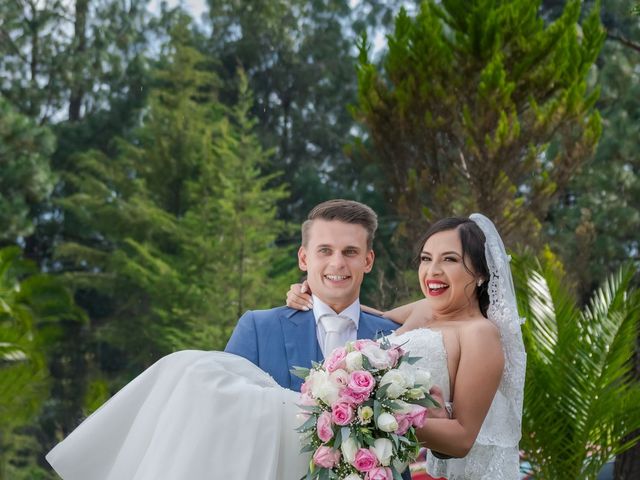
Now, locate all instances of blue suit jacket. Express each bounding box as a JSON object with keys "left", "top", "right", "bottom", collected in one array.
[
  {"left": 225, "top": 306, "right": 400, "bottom": 392},
  {"left": 225, "top": 306, "right": 412, "bottom": 480}
]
